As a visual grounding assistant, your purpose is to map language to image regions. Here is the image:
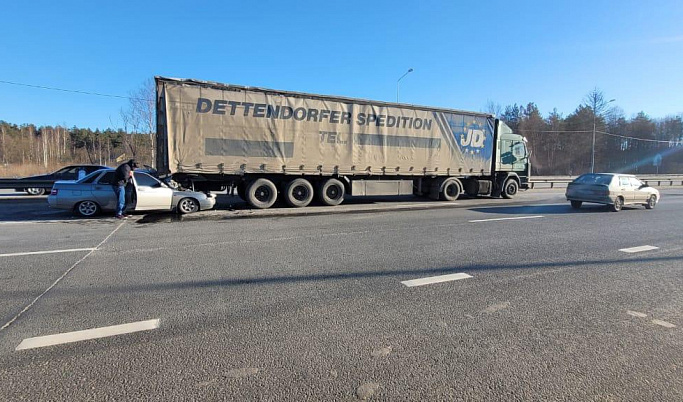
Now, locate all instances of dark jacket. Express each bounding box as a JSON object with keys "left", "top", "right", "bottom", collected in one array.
[{"left": 114, "top": 163, "right": 132, "bottom": 186}]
